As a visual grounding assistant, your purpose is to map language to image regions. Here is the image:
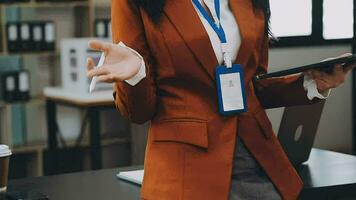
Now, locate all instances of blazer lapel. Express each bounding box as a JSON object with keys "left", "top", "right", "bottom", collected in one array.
[
  {"left": 164, "top": 0, "right": 218, "bottom": 81},
  {"left": 230, "top": 0, "right": 258, "bottom": 67},
  {"left": 163, "top": 0, "right": 257, "bottom": 81}
]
